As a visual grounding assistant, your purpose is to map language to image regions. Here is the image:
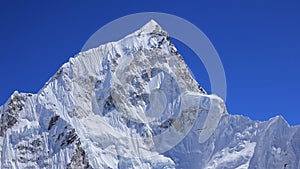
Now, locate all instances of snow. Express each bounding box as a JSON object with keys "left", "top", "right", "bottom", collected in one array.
[
  {"left": 205, "top": 141, "right": 256, "bottom": 169},
  {"left": 1, "top": 20, "right": 300, "bottom": 169}
]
